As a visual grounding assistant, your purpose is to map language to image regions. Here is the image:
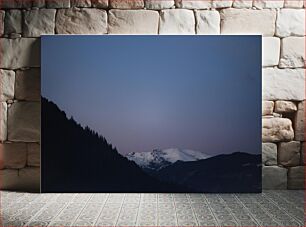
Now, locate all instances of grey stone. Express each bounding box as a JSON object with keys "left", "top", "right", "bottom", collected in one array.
[
  {"left": 220, "top": 8, "right": 276, "bottom": 36},
  {"left": 4, "top": 9, "right": 22, "bottom": 34},
  {"left": 32, "top": 0, "right": 46, "bottom": 8},
  {"left": 0, "top": 142, "right": 27, "bottom": 169},
  {"left": 175, "top": 0, "right": 212, "bottom": 9},
  {"left": 27, "top": 143, "right": 40, "bottom": 167},
  {"left": 262, "top": 37, "right": 280, "bottom": 66},
  {"left": 0, "top": 38, "right": 40, "bottom": 69},
  {"left": 262, "top": 101, "right": 274, "bottom": 115},
  {"left": 23, "top": 9, "right": 56, "bottom": 37},
  {"left": 262, "top": 166, "right": 287, "bottom": 189},
  {"left": 253, "top": 0, "right": 284, "bottom": 8},
  {"left": 0, "top": 169, "right": 19, "bottom": 190},
  {"left": 145, "top": 0, "right": 174, "bottom": 9},
  {"left": 195, "top": 10, "right": 220, "bottom": 34},
  {"left": 46, "top": 0, "right": 70, "bottom": 8},
  {"left": 91, "top": 0, "right": 108, "bottom": 8},
  {"left": 232, "top": 0, "right": 252, "bottom": 8},
  {"left": 276, "top": 9, "right": 305, "bottom": 37},
  {"left": 288, "top": 166, "right": 304, "bottom": 189},
  {"left": 274, "top": 101, "right": 297, "bottom": 113},
  {"left": 71, "top": 0, "right": 91, "bottom": 7},
  {"left": 159, "top": 9, "right": 195, "bottom": 34},
  {"left": 56, "top": 8, "right": 107, "bottom": 34},
  {"left": 109, "top": 10, "right": 159, "bottom": 34},
  {"left": 301, "top": 142, "right": 305, "bottom": 165},
  {"left": 0, "top": 69, "right": 15, "bottom": 102},
  {"left": 15, "top": 69, "right": 41, "bottom": 101},
  {"left": 8, "top": 102, "right": 40, "bottom": 142},
  {"left": 262, "top": 143, "right": 277, "bottom": 166},
  {"left": 212, "top": 0, "right": 233, "bottom": 8},
  {"left": 280, "top": 37, "right": 305, "bottom": 68},
  {"left": 262, "top": 118, "right": 294, "bottom": 142},
  {"left": 0, "top": 0, "right": 32, "bottom": 9},
  {"left": 0, "top": 10, "right": 4, "bottom": 35},
  {"left": 294, "top": 101, "right": 305, "bottom": 141},
  {"left": 0, "top": 102, "right": 7, "bottom": 142},
  {"left": 263, "top": 68, "right": 305, "bottom": 101},
  {"left": 278, "top": 141, "right": 301, "bottom": 167},
  {"left": 109, "top": 0, "right": 144, "bottom": 8}
]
